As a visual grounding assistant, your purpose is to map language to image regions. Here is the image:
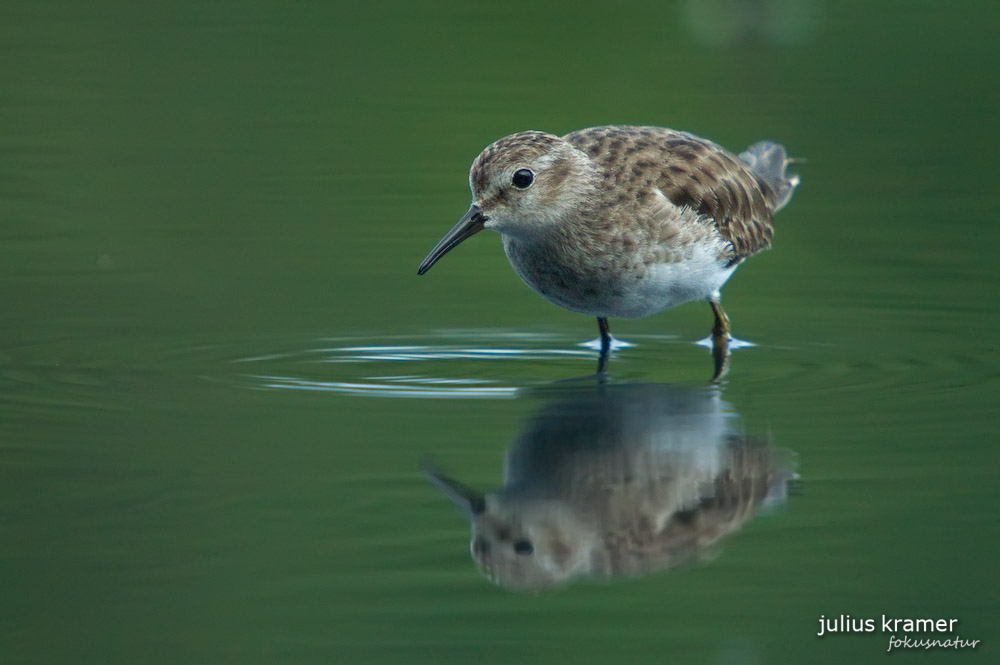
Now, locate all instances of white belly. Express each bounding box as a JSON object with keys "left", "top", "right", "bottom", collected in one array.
[
  {"left": 503, "top": 235, "right": 738, "bottom": 319},
  {"left": 591, "top": 246, "right": 738, "bottom": 319}
]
